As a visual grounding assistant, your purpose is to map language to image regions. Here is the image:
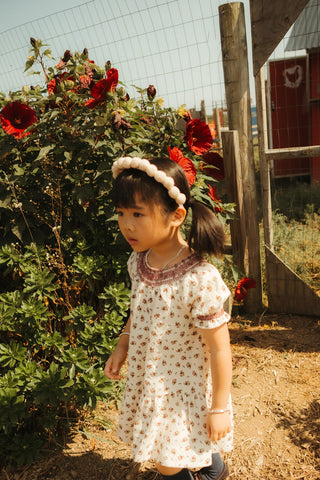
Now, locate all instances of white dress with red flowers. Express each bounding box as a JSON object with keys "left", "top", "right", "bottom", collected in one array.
[{"left": 117, "top": 251, "right": 233, "bottom": 468}]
